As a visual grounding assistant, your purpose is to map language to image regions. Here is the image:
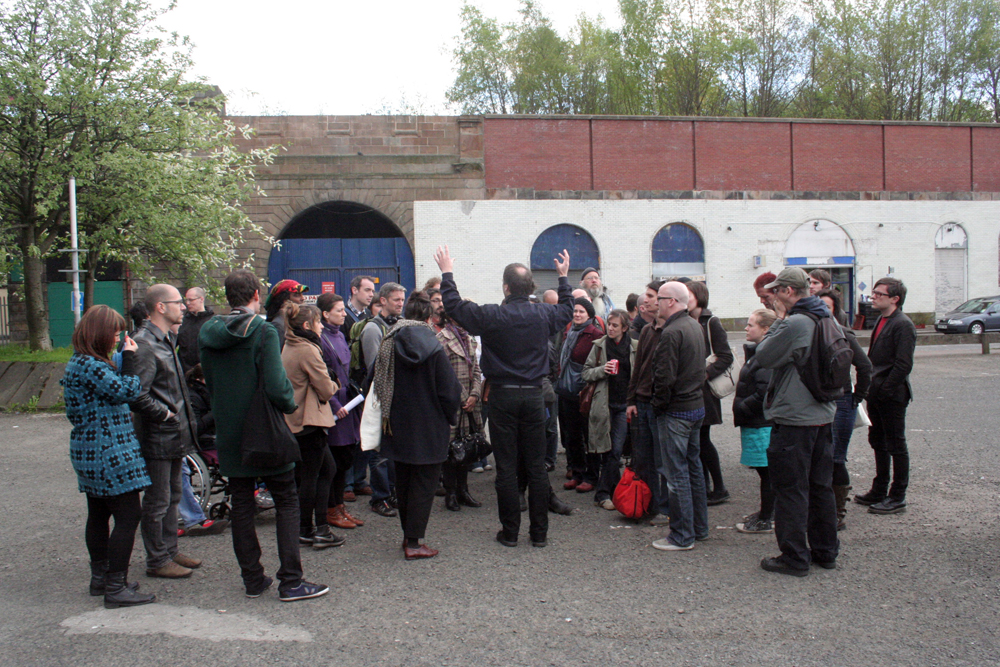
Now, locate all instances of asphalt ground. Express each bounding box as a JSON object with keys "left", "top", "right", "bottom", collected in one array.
[{"left": 0, "top": 345, "right": 997, "bottom": 666}]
